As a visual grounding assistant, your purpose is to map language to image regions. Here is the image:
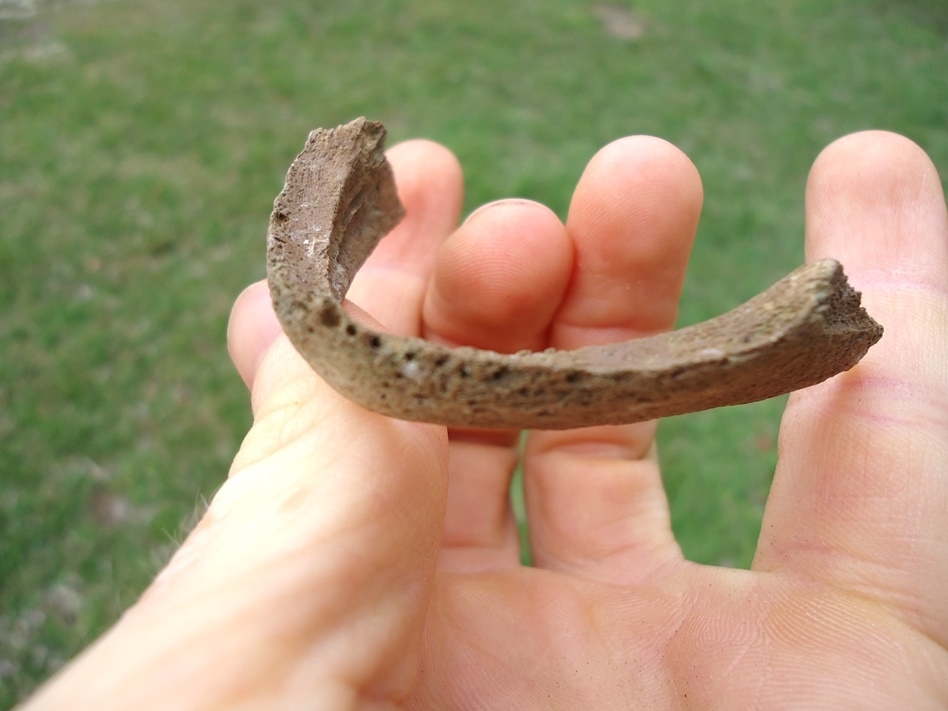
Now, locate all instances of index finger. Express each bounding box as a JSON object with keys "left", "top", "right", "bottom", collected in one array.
[{"left": 755, "top": 131, "right": 948, "bottom": 644}]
